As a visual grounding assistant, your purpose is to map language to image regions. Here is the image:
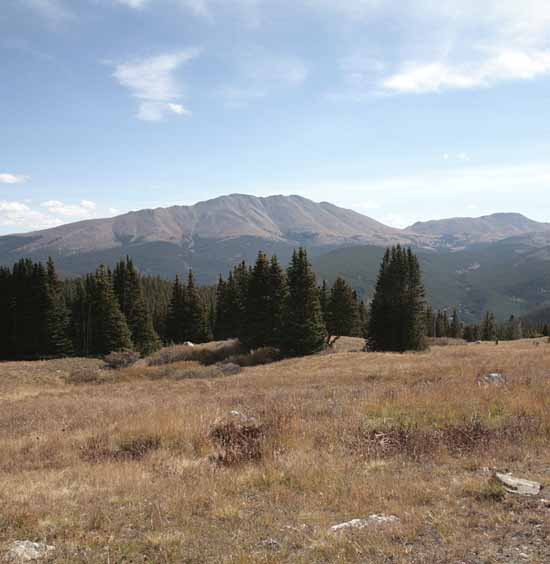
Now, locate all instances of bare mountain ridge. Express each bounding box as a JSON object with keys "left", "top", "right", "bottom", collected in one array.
[
  {"left": 406, "top": 212, "right": 550, "bottom": 247},
  {"left": 5, "top": 194, "right": 411, "bottom": 256},
  {"left": 1, "top": 195, "right": 550, "bottom": 284}
]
